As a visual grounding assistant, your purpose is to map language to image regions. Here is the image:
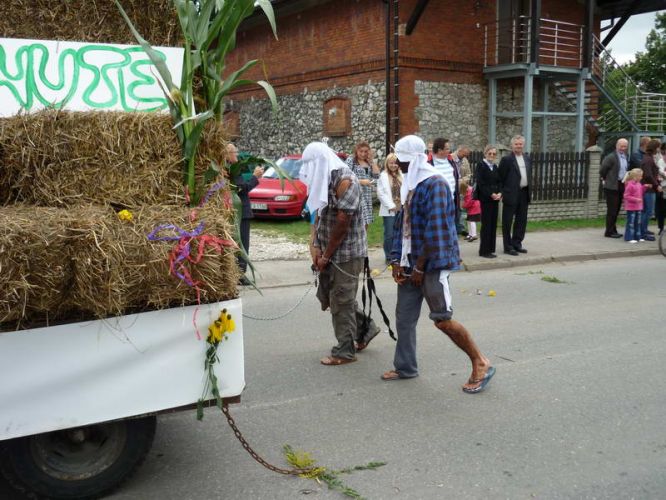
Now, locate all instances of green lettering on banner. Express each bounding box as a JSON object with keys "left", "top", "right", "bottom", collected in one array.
[{"left": 0, "top": 42, "right": 170, "bottom": 112}]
